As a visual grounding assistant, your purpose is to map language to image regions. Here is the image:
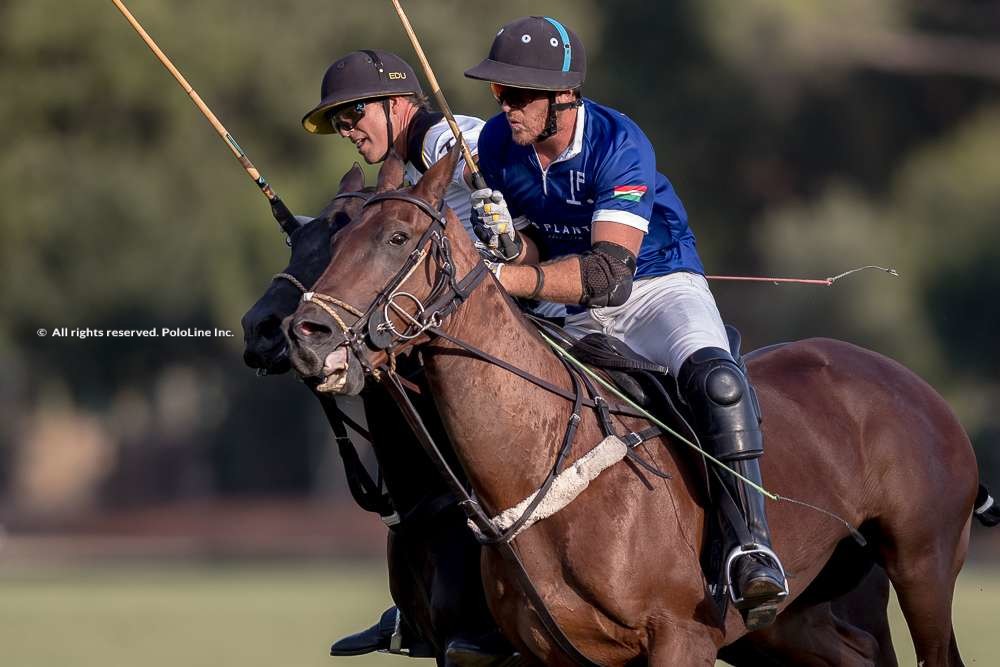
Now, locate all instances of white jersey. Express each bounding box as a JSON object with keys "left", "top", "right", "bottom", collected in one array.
[
  {"left": 403, "top": 113, "right": 483, "bottom": 238},
  {"left": 403, "top": 111, "right": 566, "bottom": 322}
]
